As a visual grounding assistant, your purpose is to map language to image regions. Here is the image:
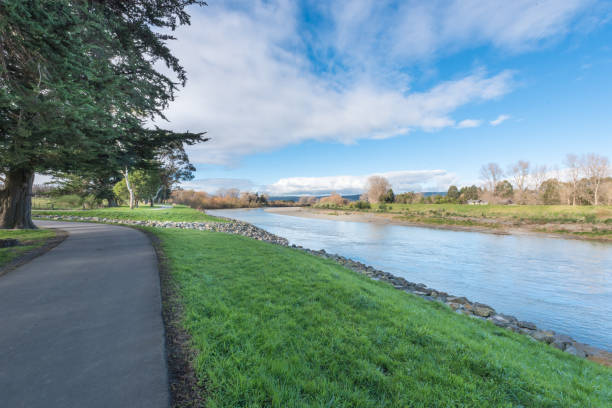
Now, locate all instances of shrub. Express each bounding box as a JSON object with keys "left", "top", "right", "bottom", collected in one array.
[{"left": 351, "top": 200, "right": 371, "bottom": 210}]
